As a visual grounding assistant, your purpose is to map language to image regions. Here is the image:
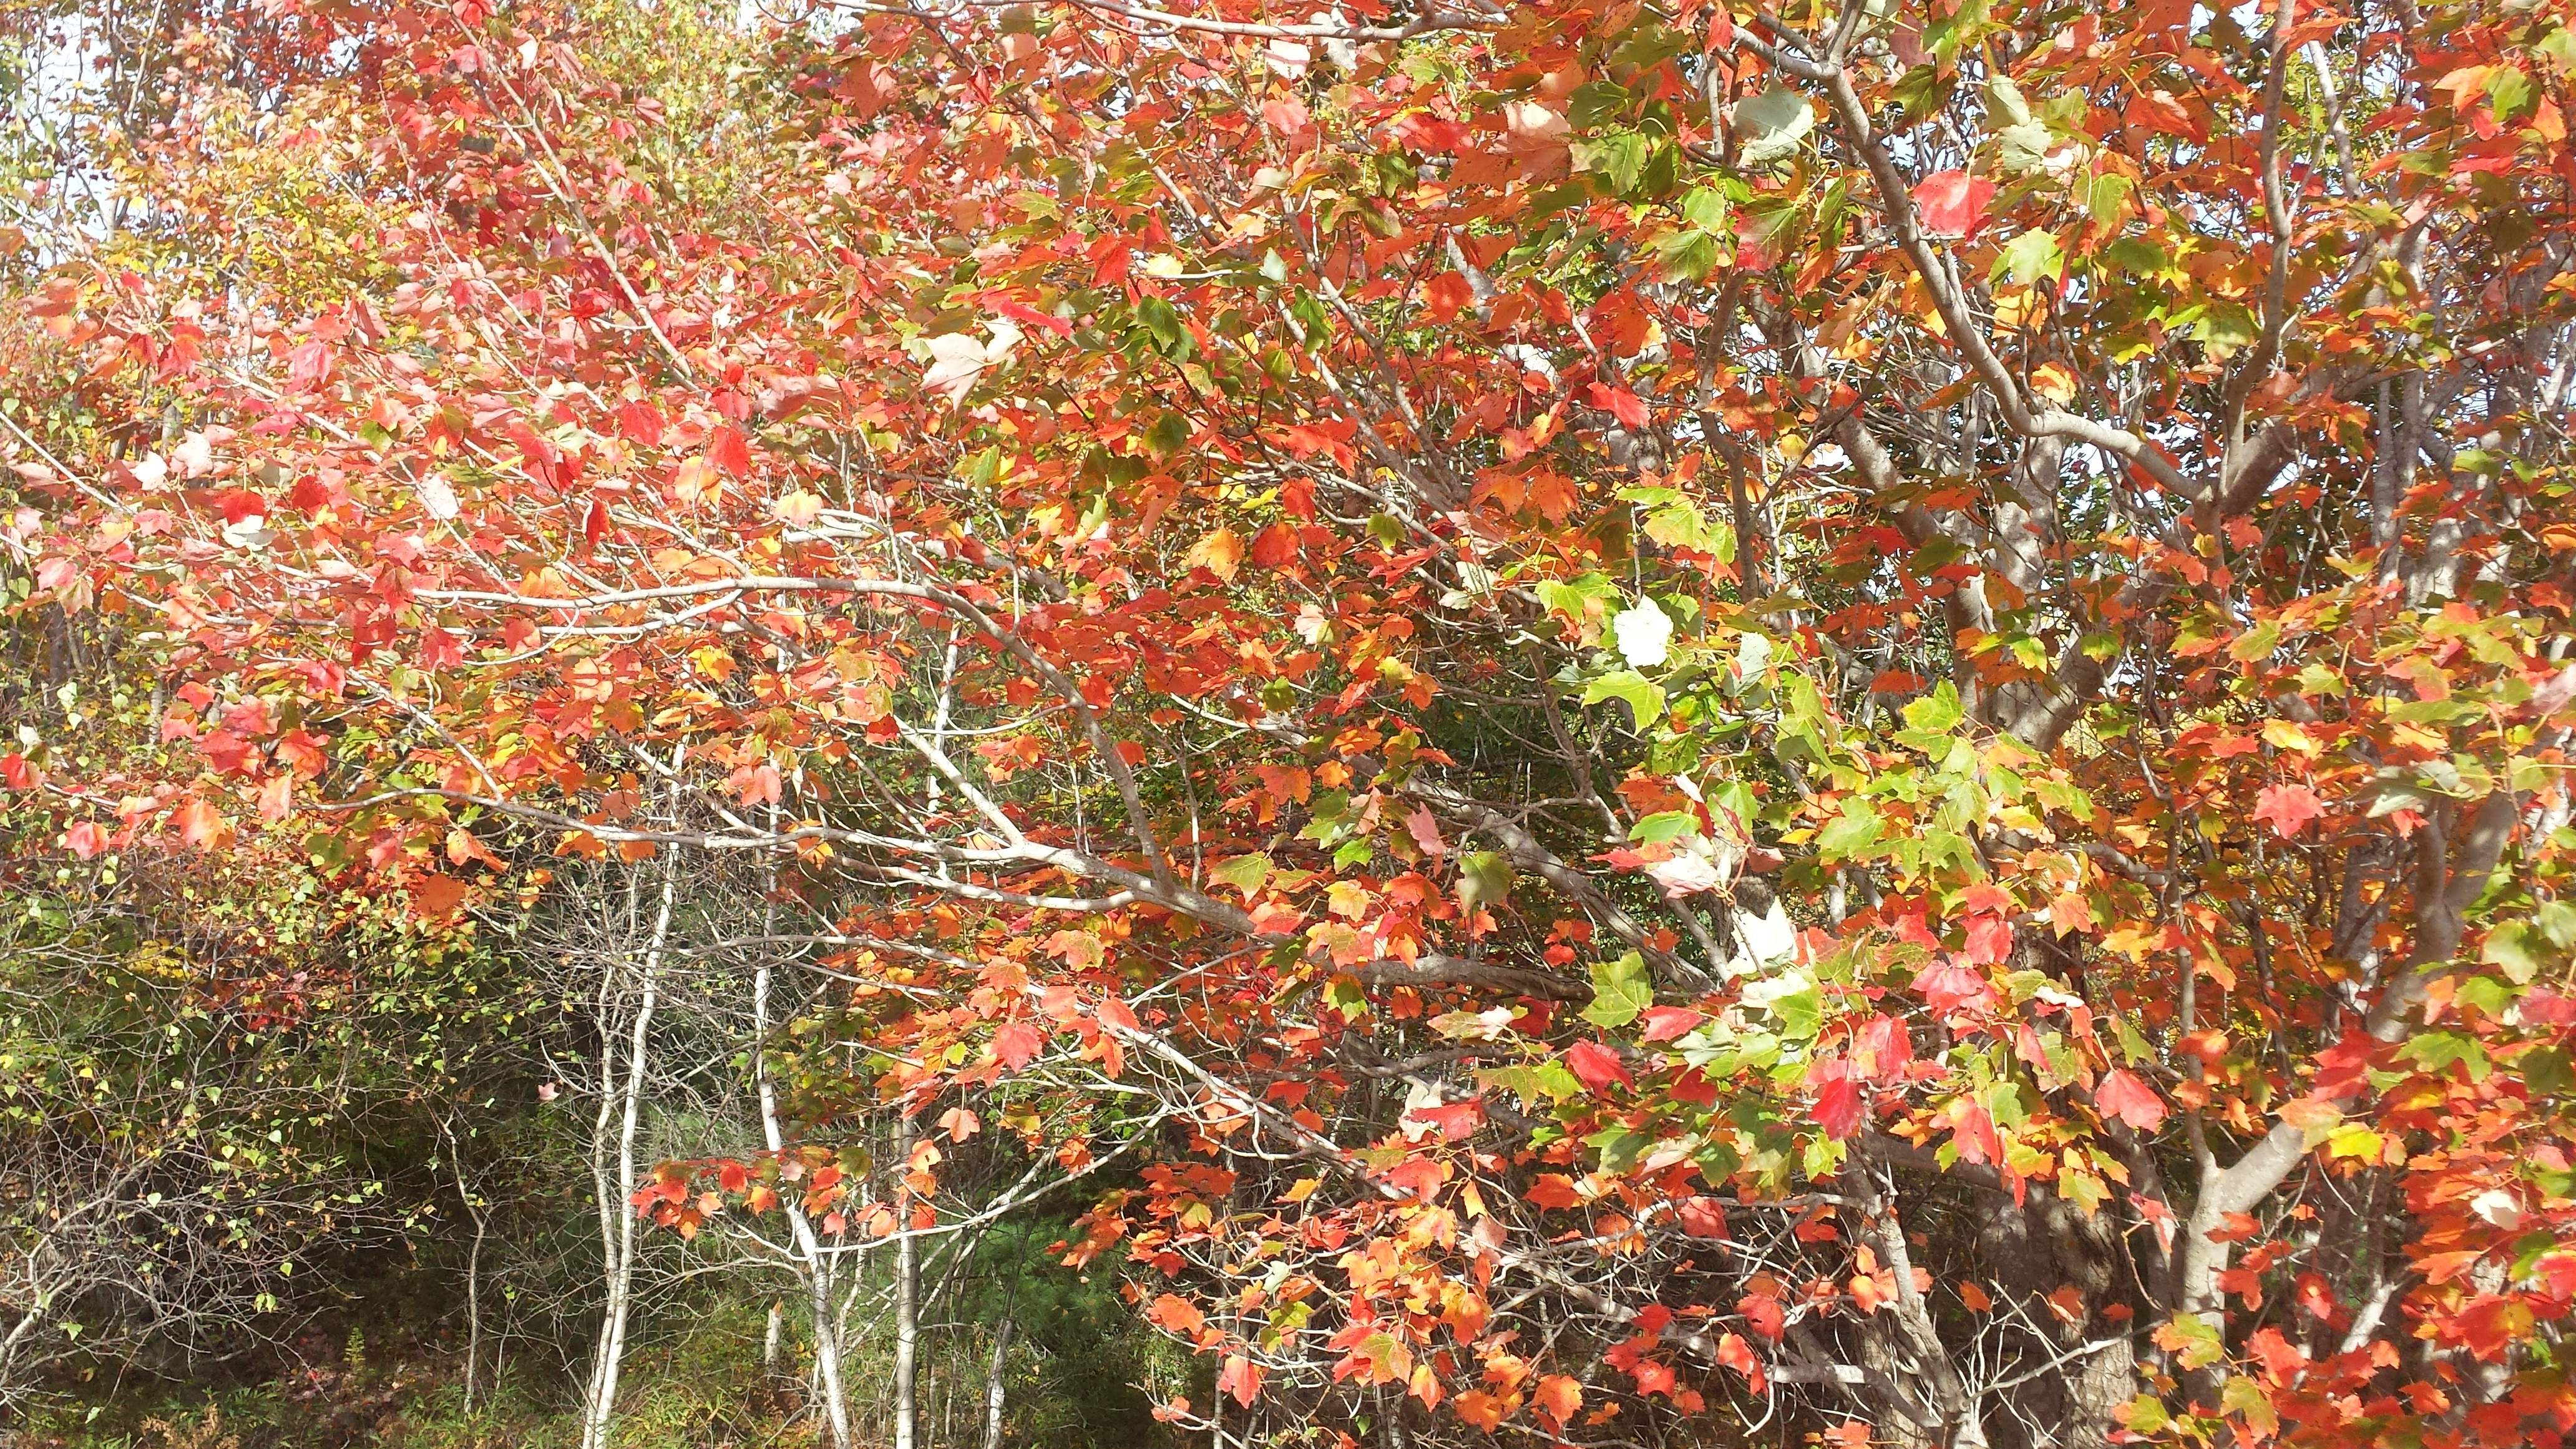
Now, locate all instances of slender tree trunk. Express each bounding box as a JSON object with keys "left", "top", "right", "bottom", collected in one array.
[
  {"left": 578, "top": 881, "right": 630, "bottom": 1449},
  {"left": 582, "top": 792, "right": 681, "bottom": 1449},
  {"left": 754, "top": 992, "right": 855, "bottom": 1449},
  {"left": 980, "top": 1315, "right": 1013, "bottom": 1449},
  {"left": 754, "top": 806, "right": 854, "bottom": 1449},
  {"left": 440, "top": 1120, "right": 489, "bottom": 1417},
  {"left": 580, "top": 878, "right": 630, "bottom": 1438},
  {"left": 894, "top": 1110, "right": 921, "bottom": 1449},
  {"left": 1841, "top": 1163, "right": 1992, "bottom": 1448}
]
